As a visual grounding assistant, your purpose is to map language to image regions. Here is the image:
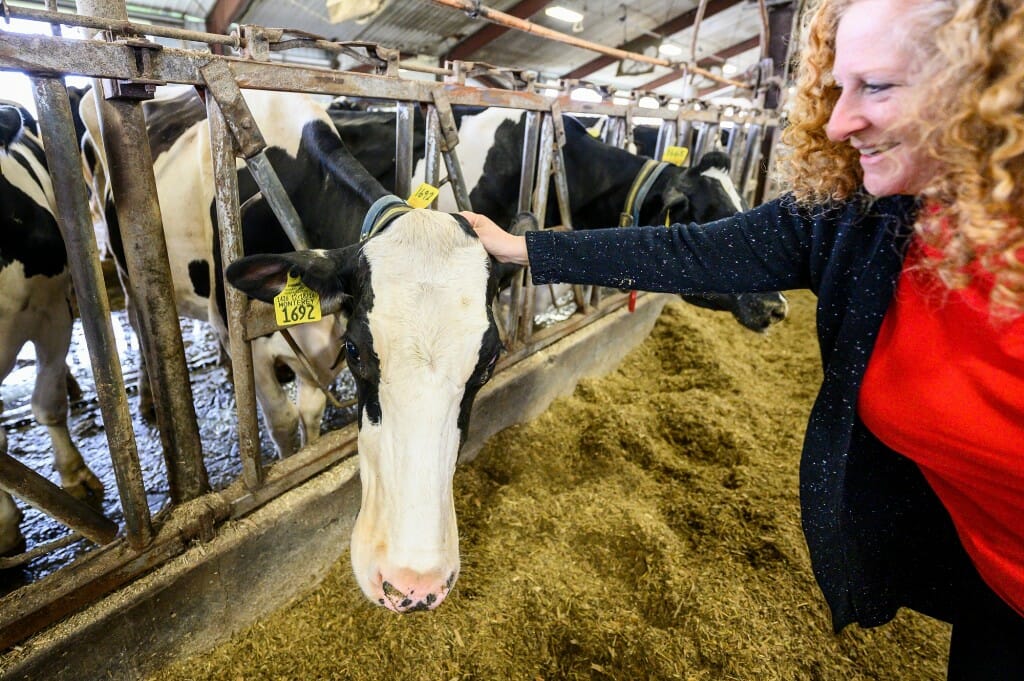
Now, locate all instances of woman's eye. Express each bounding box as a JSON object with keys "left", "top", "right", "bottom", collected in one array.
[{"left": 864, "top": 82, "right": 893, "bottom": 95}]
